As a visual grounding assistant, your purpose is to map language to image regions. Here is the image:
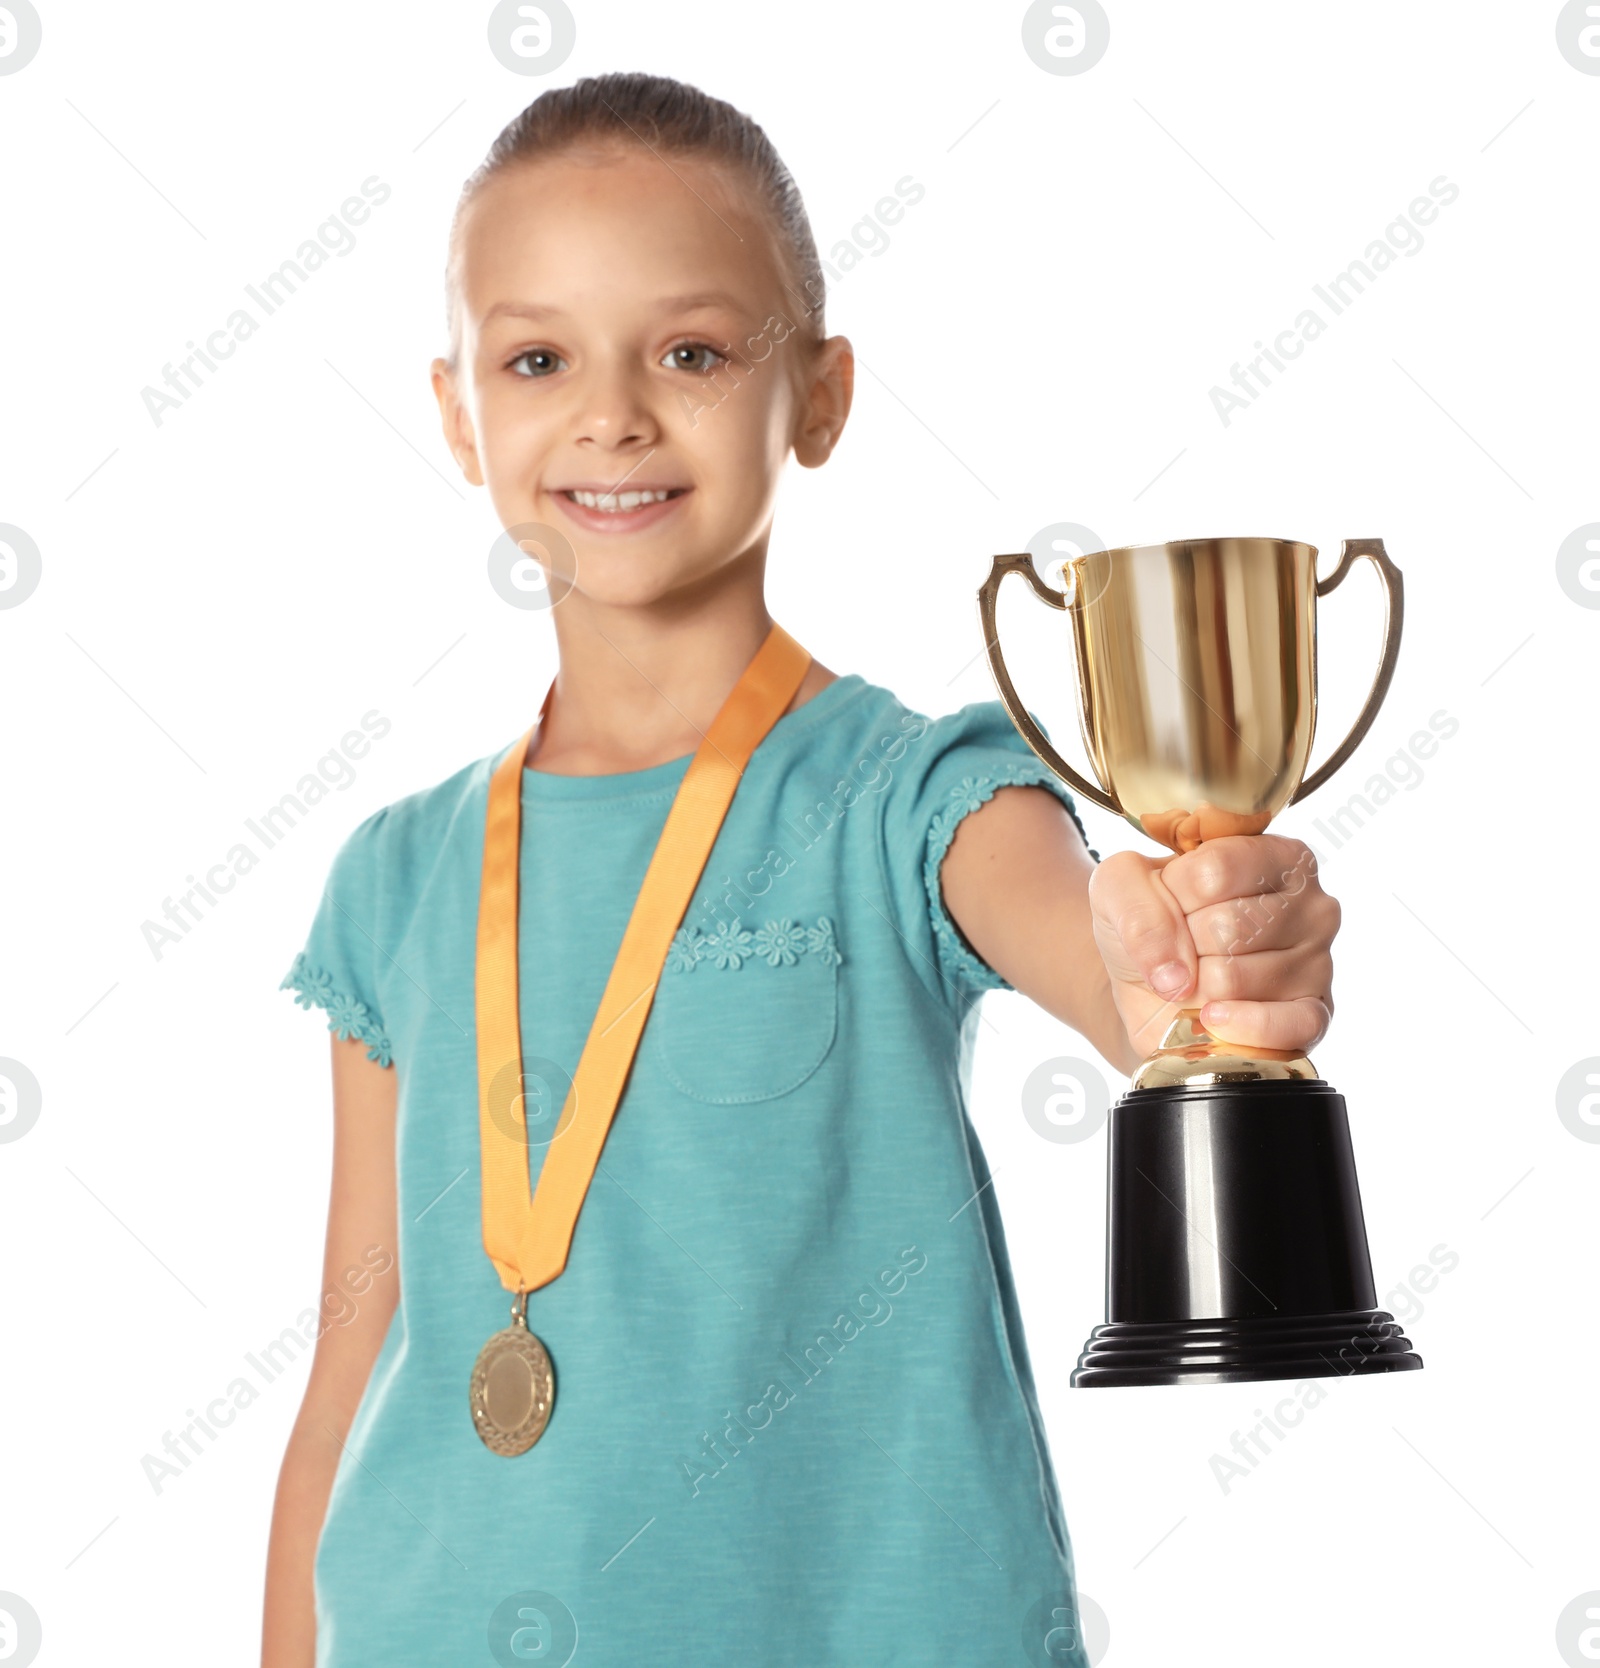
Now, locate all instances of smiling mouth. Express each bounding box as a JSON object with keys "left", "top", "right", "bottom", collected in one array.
[{"left": 559, "top": 487, "right": 687, "bottom": 514}]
